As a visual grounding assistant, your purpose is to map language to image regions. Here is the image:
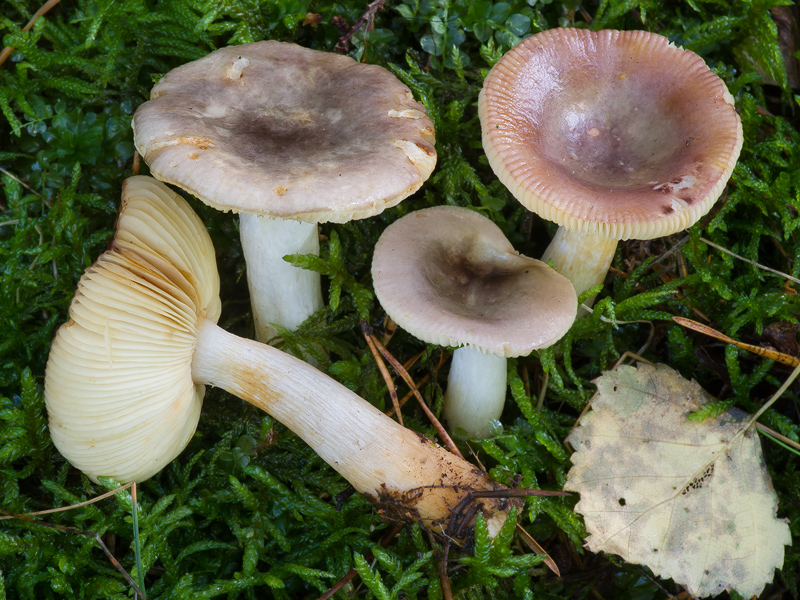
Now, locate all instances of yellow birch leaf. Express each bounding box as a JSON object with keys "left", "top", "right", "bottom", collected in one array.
[{"left": 565, "top": 363, "right": 791, "bottom": 598}]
